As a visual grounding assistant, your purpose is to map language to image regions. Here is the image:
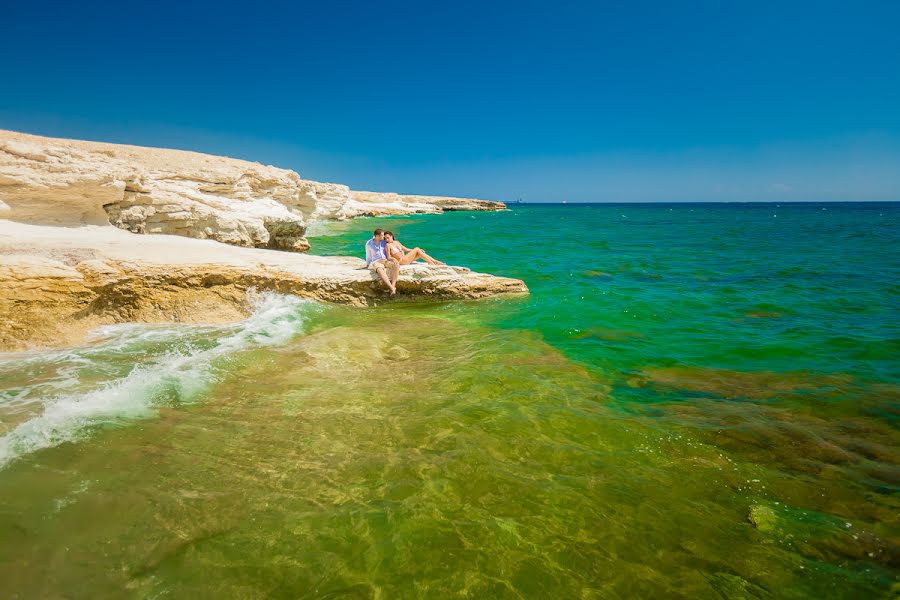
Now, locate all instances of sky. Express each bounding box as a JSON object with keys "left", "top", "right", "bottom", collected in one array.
[{"left": 2, "top": 0, "right": 899, "bottom": 202}]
